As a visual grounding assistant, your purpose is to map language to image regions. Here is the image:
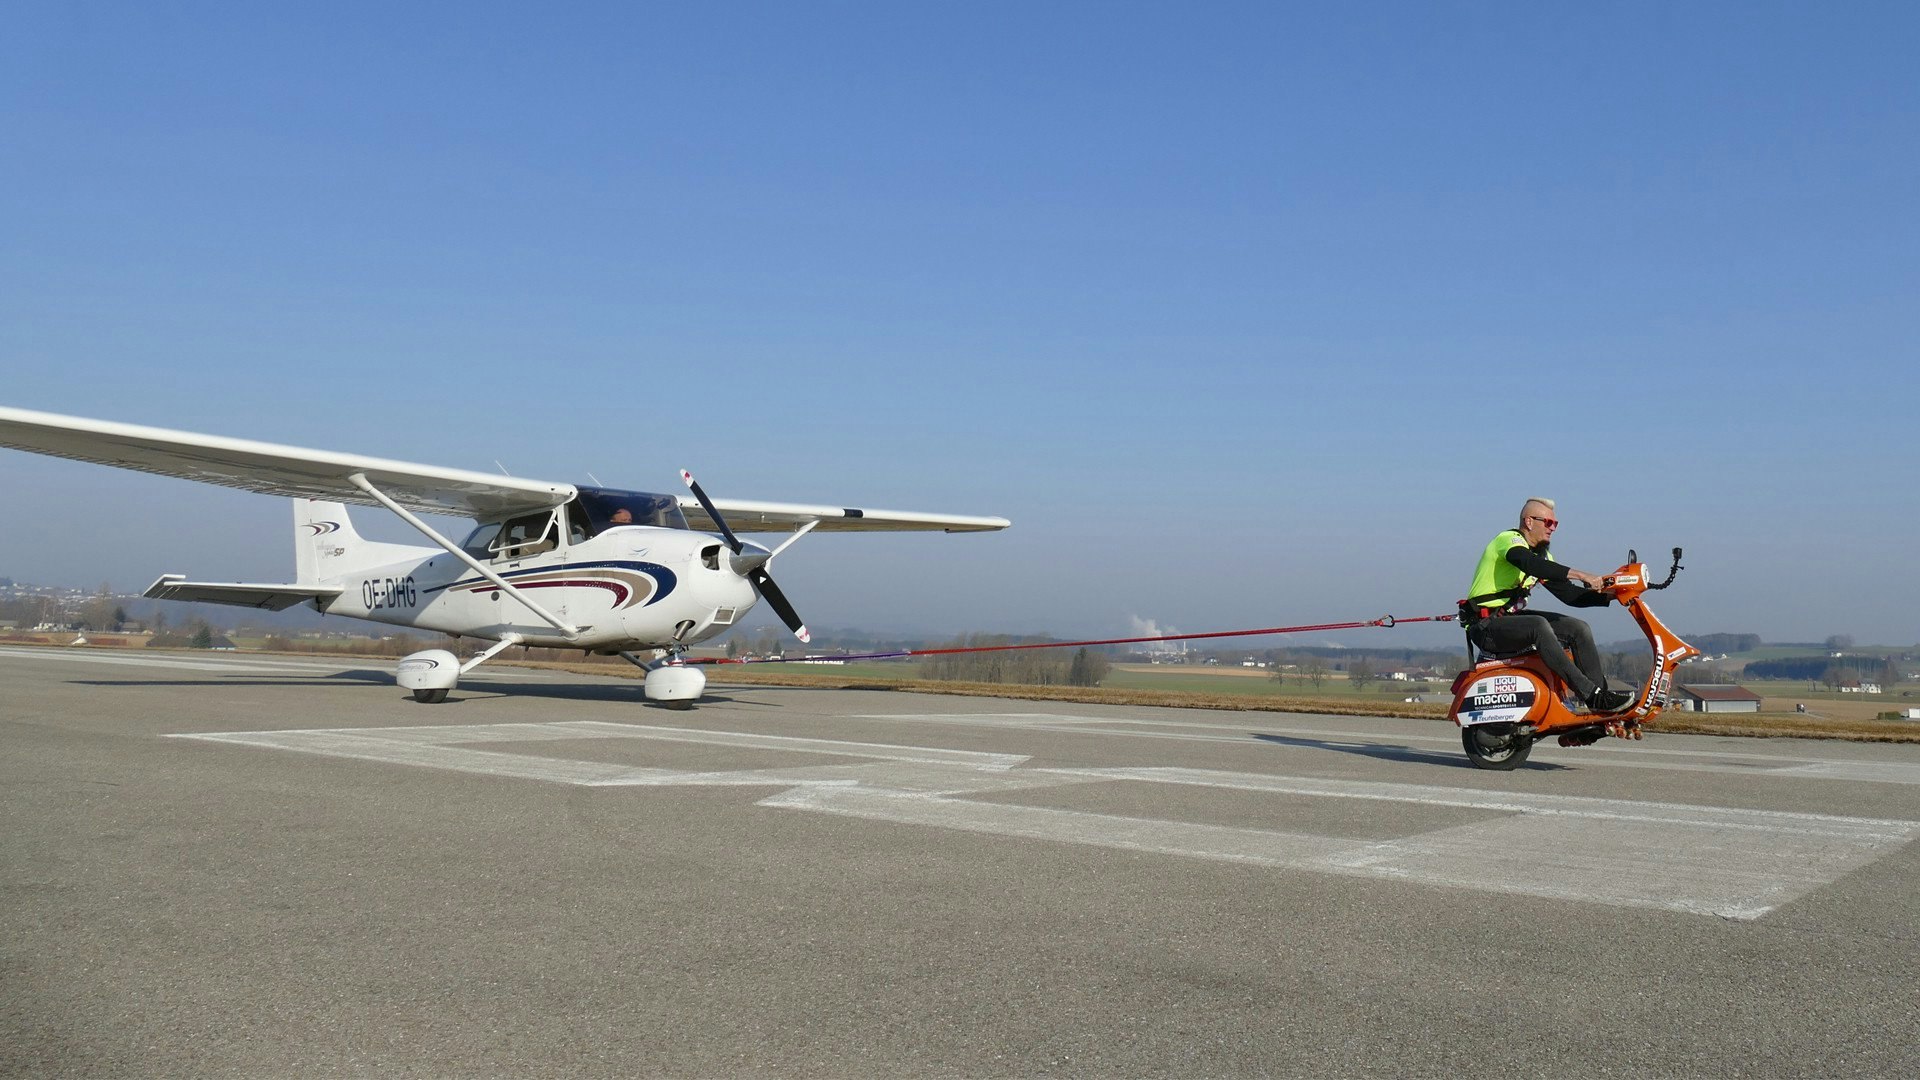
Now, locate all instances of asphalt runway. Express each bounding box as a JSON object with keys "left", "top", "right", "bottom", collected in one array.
[{"left": 5, "top": 645, "right": 1918, "bottom": 1077}]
